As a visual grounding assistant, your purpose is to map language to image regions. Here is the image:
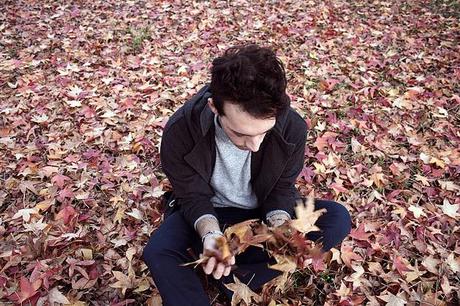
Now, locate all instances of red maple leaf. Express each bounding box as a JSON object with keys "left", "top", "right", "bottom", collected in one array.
[
  {"left": 349, "top": 223, "right": 371, "bottom": 242},
  {"left": 51, "top": 173, "right": 71, "bottom": 189},
  {"left": 8, "top": 276, "right": 41, "bottom": 304},
  {"left": 55, "top": 205, "right": 78, "bottom": 225},
  {"left": 393, "top": 255, "right": 413, "bottom": 275},
  {"left": 340, "top": 244, "right": 363, "bottom": 268}
]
